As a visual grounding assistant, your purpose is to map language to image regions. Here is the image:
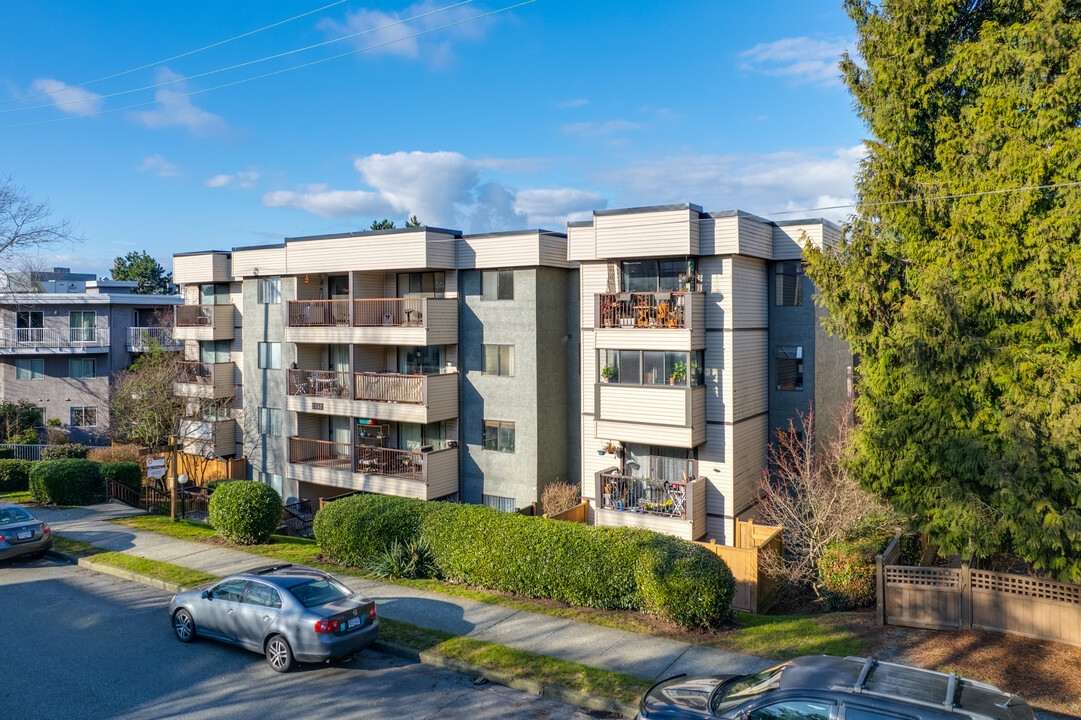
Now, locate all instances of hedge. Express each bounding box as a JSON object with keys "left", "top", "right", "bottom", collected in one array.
[
  {"left": 100, "top": 461, "right": 143, "bottom": 493},
  {"left": 0, "top": 448, "right": 13, "bottom": 460},
  {"left": 207, "top": 478, "right": 244, "bottom": 491},
  {"left": 0, "top": 459, "right": 32, "bottom": 492},
  {"left": 208, "top": 480, "right": 283, "bottom": 544},
  {"left": 315, "top": 495, "right": 735, "bottom": 628},
  {"left": 29, "top": 459, "right": 104, "bottom": 506},
  {"left": 41, "top": 444, "right": 89, "bottom": 460},
  {"left": 818, "top": 527, "right": 896, "bottom": 610}
]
